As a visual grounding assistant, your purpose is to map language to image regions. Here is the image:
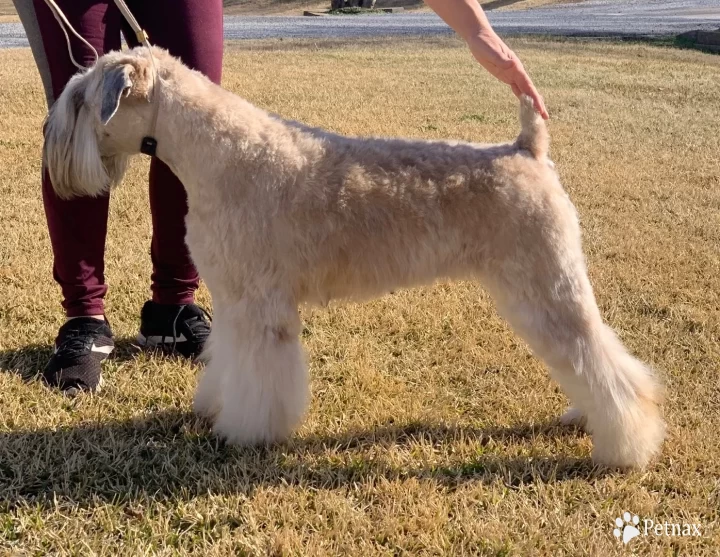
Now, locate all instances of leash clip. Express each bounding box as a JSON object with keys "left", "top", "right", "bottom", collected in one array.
[{"left": 135, "top": 29, "right": 149, "bottom": 44}]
